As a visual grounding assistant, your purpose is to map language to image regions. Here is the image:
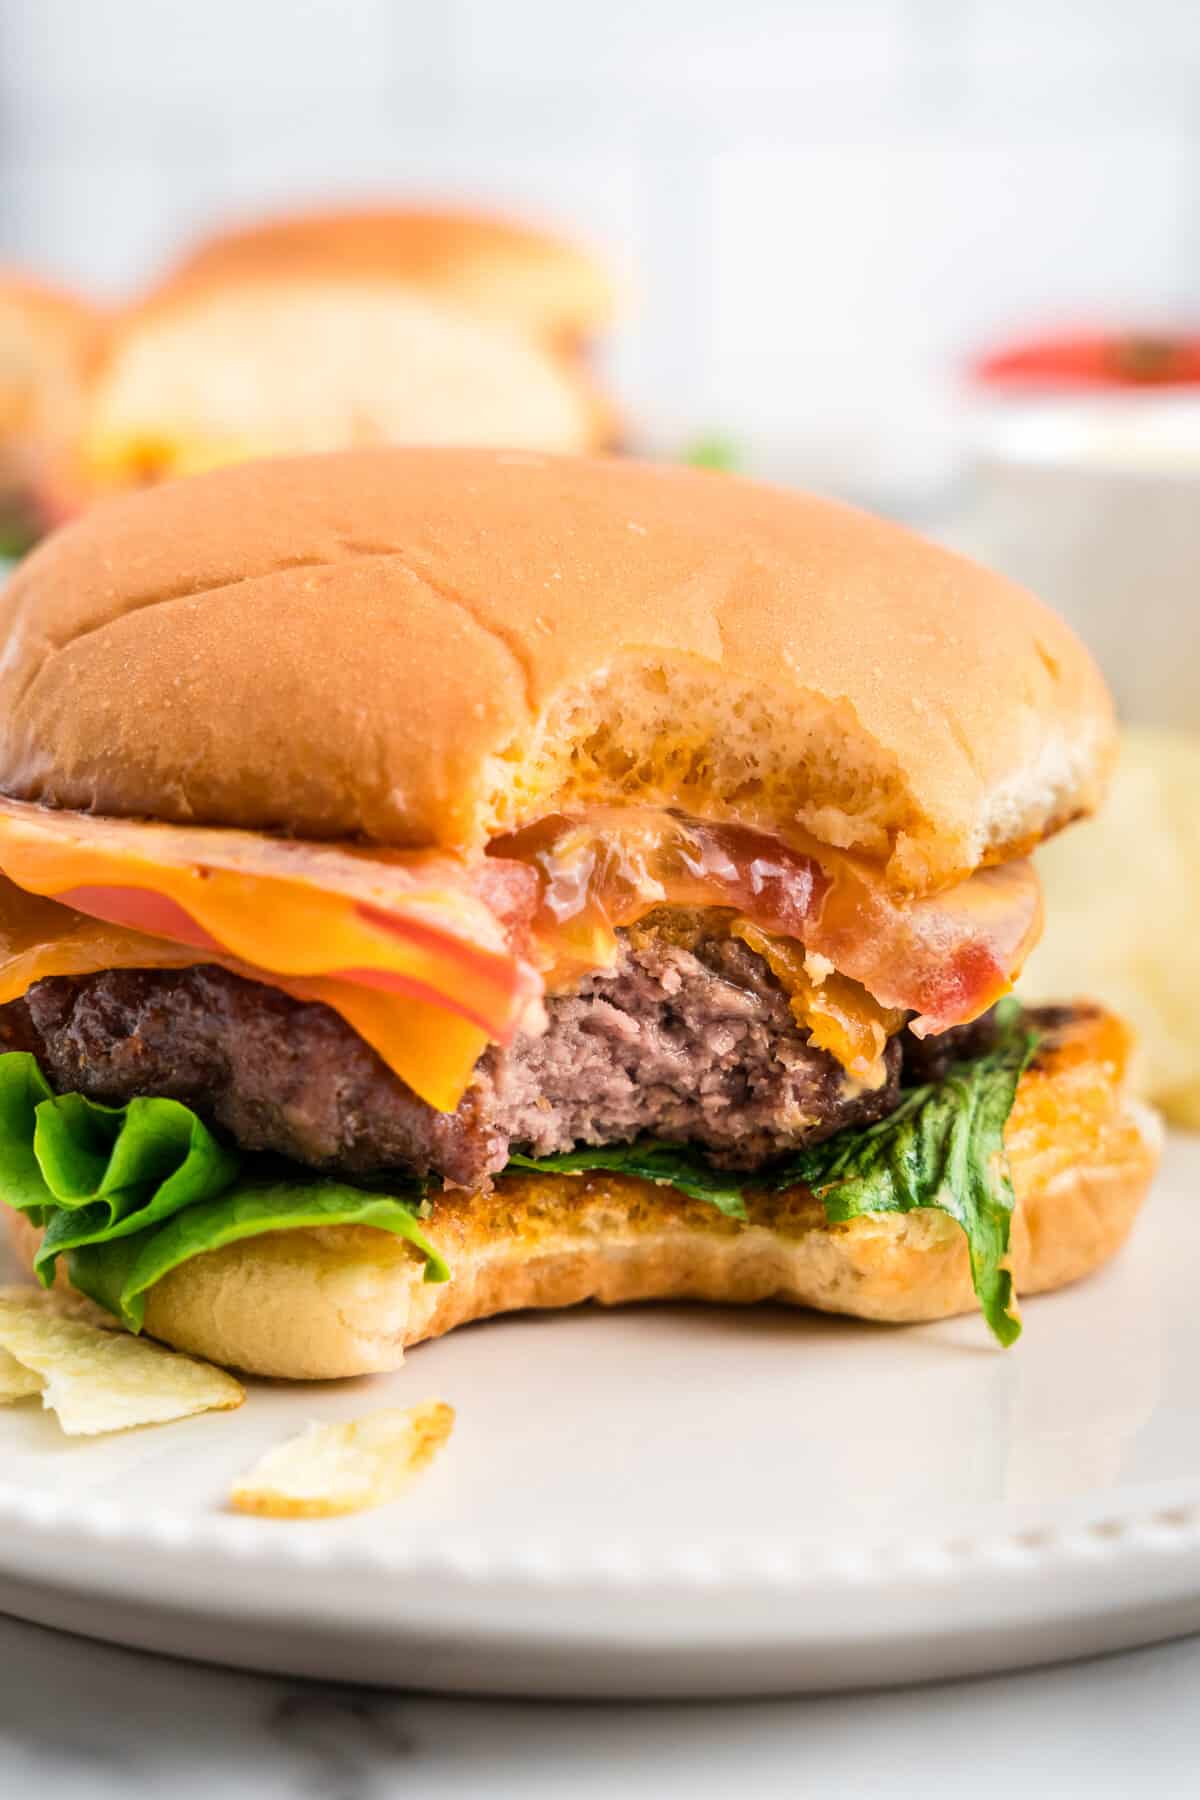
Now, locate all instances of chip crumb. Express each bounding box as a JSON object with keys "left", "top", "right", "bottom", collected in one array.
[
  {"left": 0, "top": 1291, "right": 245, "bottom": 1435},
  {"left": 230, "top": 1400, "right": 454, "bottom": 1519}
]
